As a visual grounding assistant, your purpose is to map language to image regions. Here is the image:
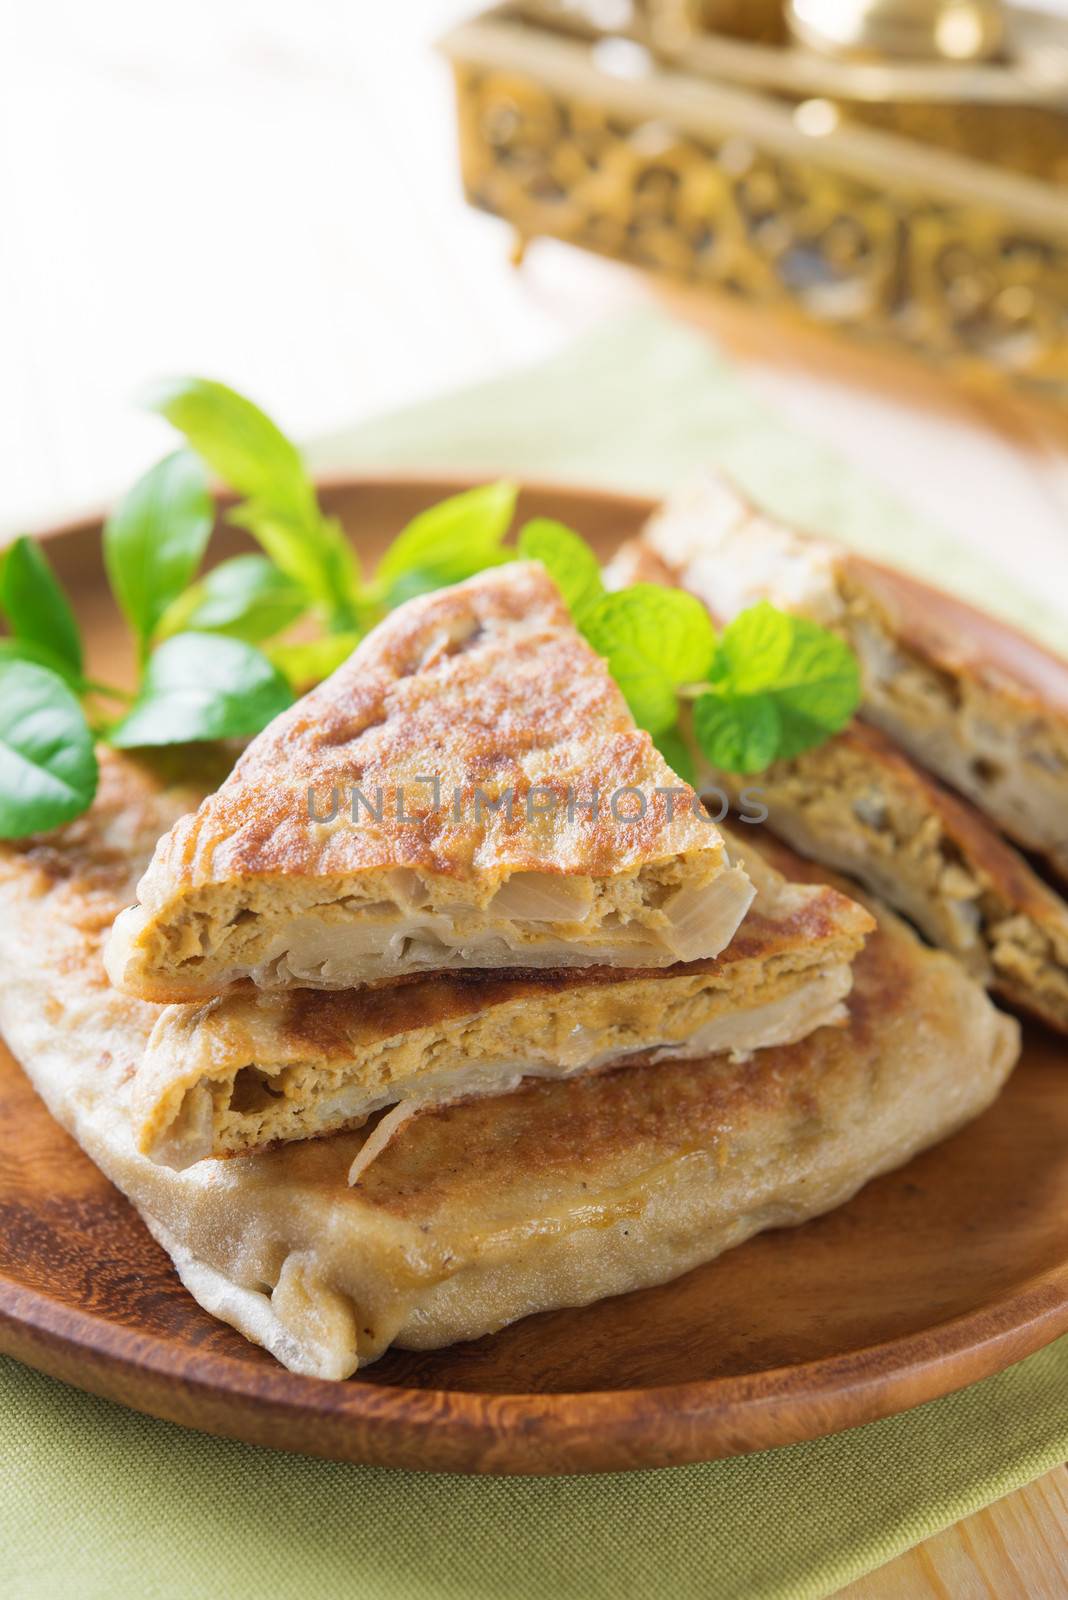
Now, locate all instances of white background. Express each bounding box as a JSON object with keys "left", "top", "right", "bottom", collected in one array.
[{"left": 0, "top": 0, "right": 1066, "bottom": 610}]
